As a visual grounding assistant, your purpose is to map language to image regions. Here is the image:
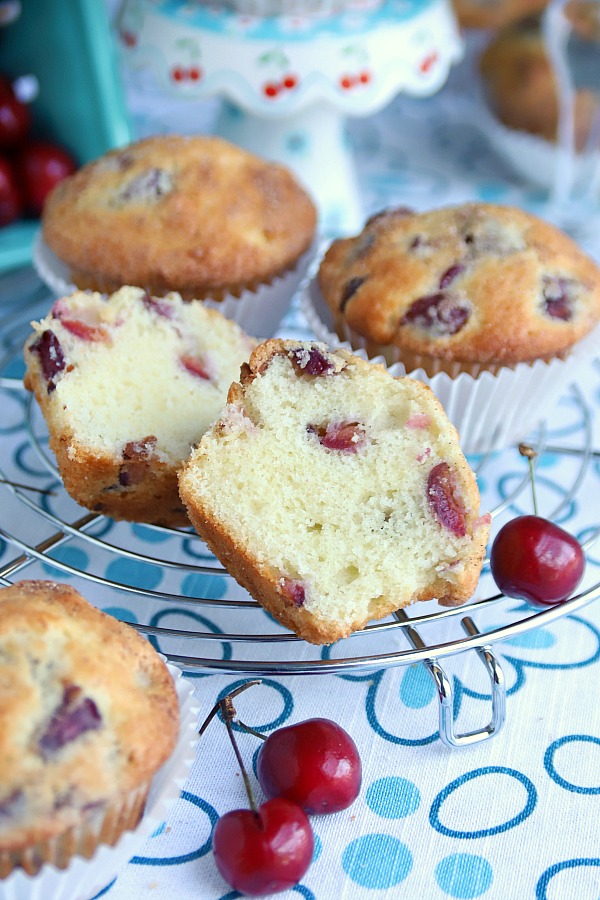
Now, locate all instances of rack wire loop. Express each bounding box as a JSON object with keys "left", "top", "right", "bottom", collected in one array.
[{"left": 393, "top": 610, "right": 507, "bottom": 746}]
